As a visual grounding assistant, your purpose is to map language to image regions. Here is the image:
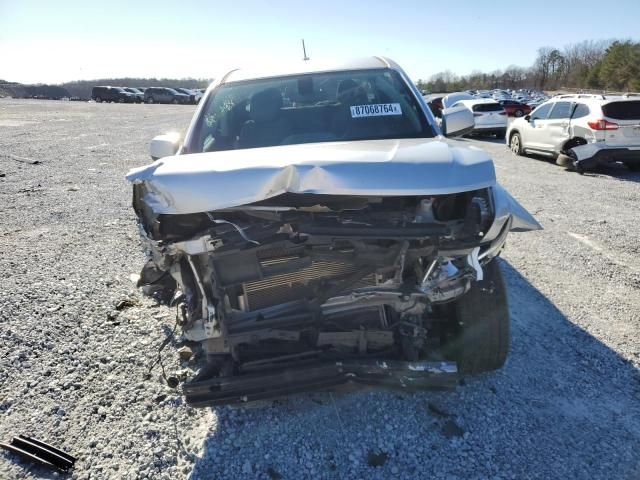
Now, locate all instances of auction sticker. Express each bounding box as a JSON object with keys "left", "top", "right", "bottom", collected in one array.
[{"left": 350, "top": 103, "right": 402, "bottom": 118}]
